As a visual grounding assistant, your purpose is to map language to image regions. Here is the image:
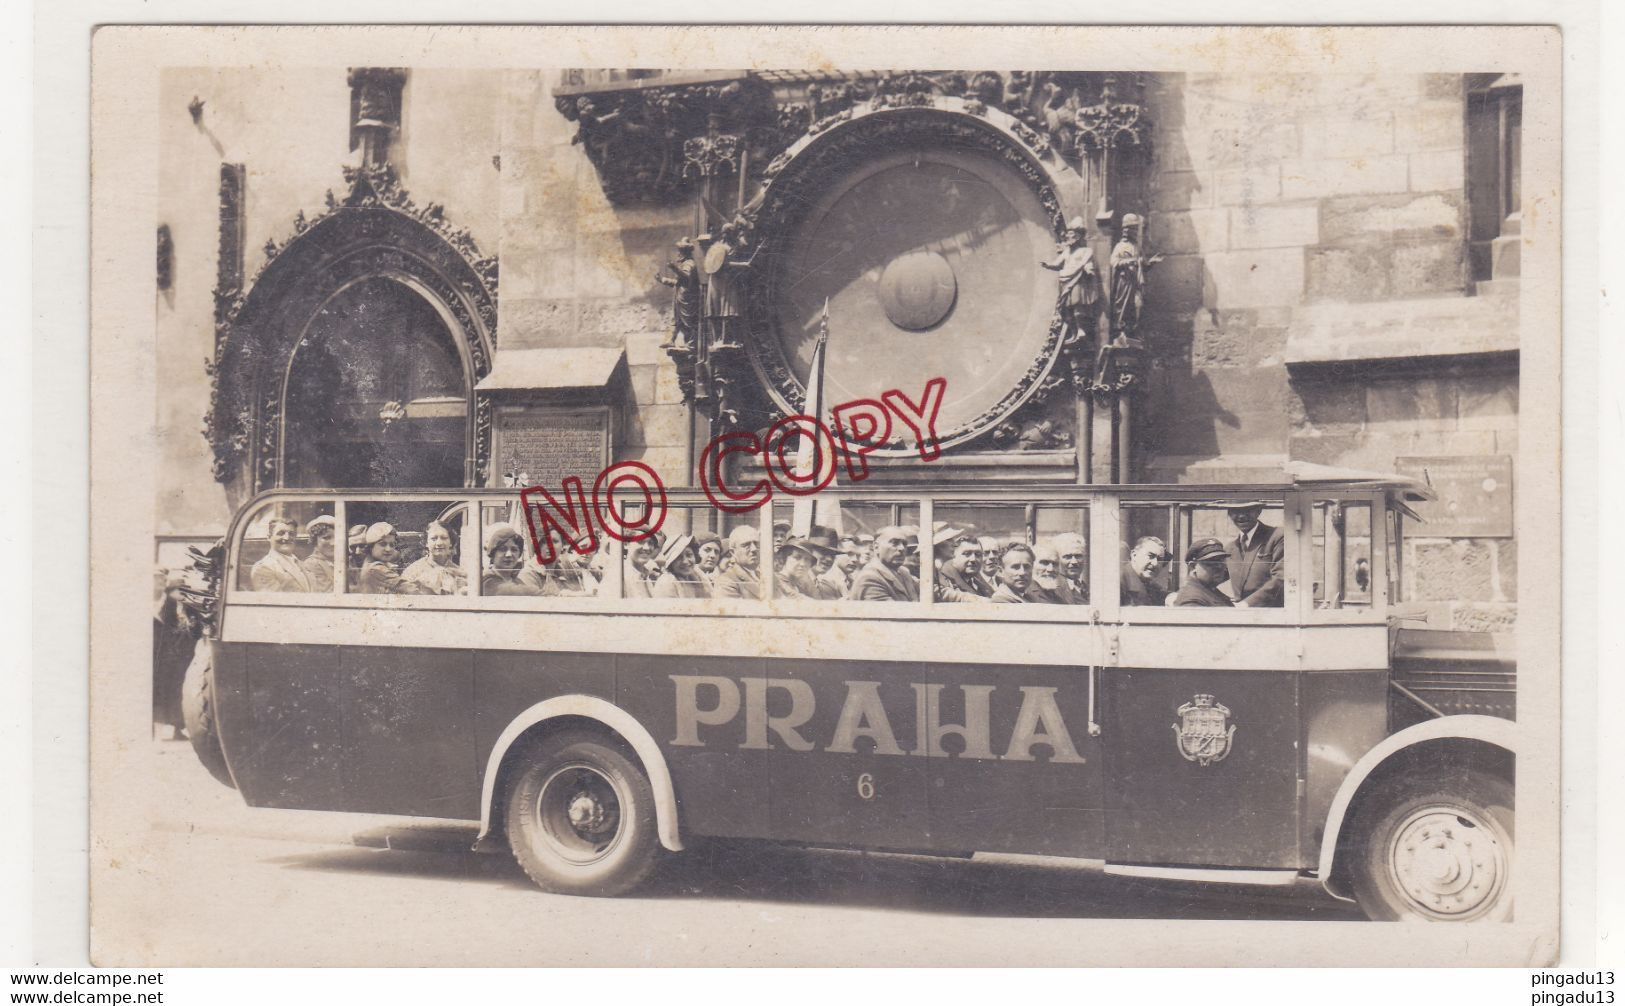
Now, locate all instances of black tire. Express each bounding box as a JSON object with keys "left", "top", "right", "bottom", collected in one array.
[
  {"left": 180, "top": 640, "right": 235, "bottom": 789},
  {"left": 504, "top": 730, "right": 659, "bottom": 897},
  {"left": 1349, "top": 772, "right": 1513, "bottom": 922}
]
